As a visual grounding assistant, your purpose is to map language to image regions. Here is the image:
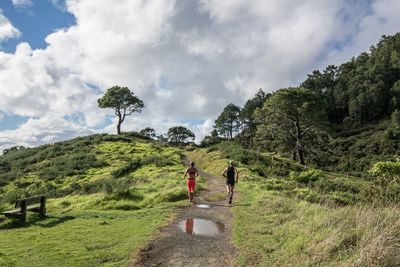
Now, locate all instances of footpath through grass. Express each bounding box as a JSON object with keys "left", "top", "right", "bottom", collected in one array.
[{"left": 187, "top": 143, "right": 400, "bottom": 266}]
